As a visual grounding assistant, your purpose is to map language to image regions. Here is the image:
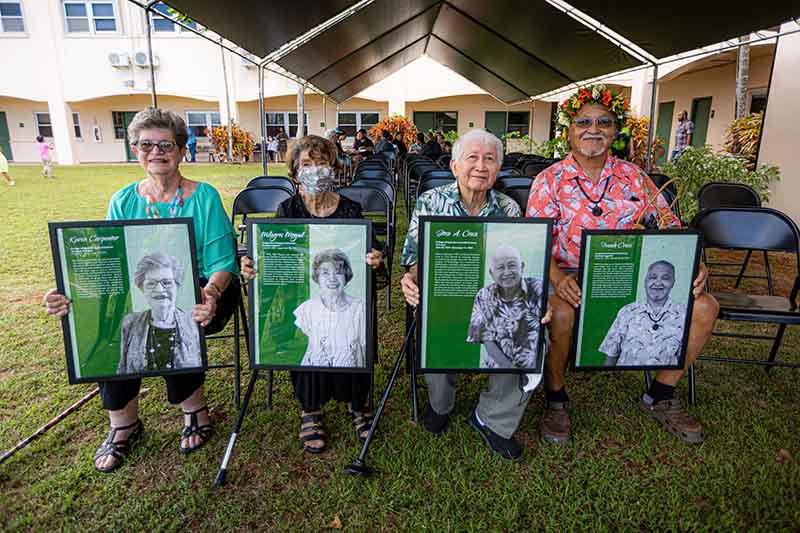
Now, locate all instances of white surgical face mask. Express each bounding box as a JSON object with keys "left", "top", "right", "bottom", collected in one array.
[{"left": 297, "top": 165, "right": 336, "bottom": 195}]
